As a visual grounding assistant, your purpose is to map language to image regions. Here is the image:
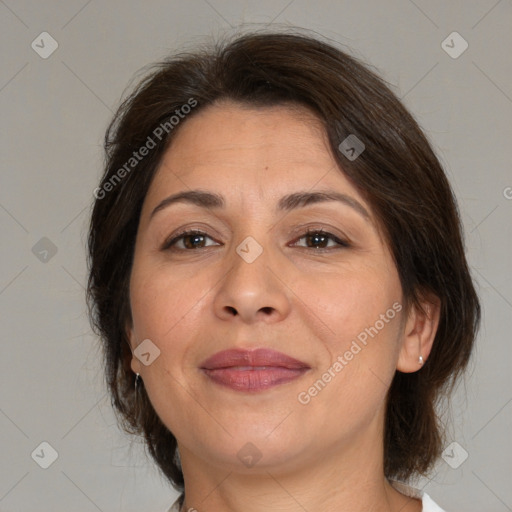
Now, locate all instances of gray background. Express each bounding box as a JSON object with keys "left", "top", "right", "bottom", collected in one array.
[{"left": 1, "top": 1, "right": 511, "bottom": 511}]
